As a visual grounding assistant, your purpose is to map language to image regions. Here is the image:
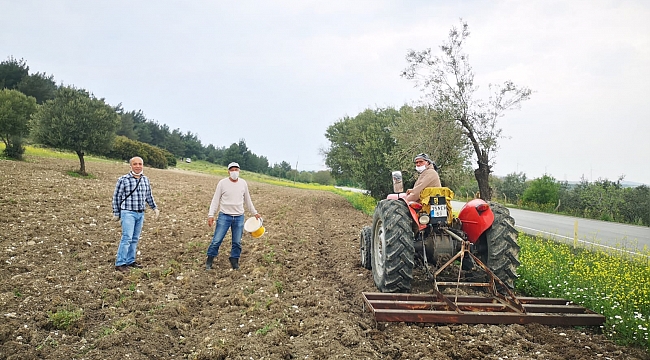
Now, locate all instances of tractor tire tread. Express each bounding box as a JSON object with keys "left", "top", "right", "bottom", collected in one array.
[
  {"left": 483, "top": 201, "right": 520, "bottom": 289},
  {"left": 371, "top": 199, "right": 414, "bottom": 293}
]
